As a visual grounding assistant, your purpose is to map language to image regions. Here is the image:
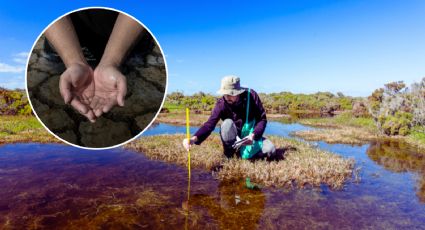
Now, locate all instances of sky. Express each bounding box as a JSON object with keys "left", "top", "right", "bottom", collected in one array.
[{"left": 0, "top": 0, "right": 424, "bottom": 96}]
